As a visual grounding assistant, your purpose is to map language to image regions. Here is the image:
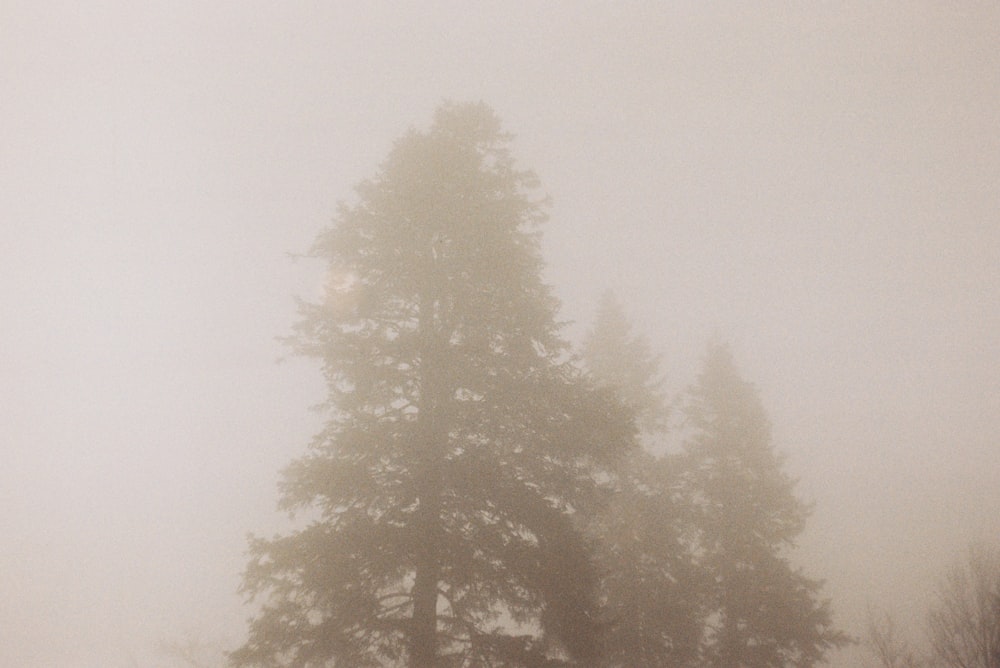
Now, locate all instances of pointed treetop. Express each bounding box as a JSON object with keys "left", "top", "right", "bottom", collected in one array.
[{"left": 582, "top": 290, "right": 669, "bottom": 440}]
